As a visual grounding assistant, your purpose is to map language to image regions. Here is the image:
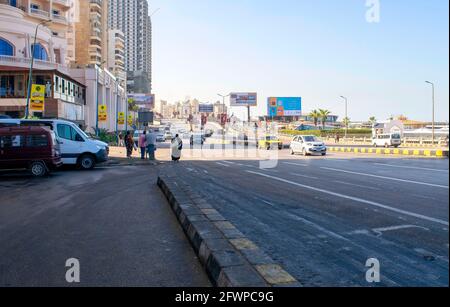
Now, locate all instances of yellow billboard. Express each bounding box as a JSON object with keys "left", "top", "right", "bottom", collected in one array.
[
  {"left": 30, "top": 84, "right": 45, "bottom": 112},
  {"left": 127, "top": 115, "right": 133, "bottom": 125}
]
